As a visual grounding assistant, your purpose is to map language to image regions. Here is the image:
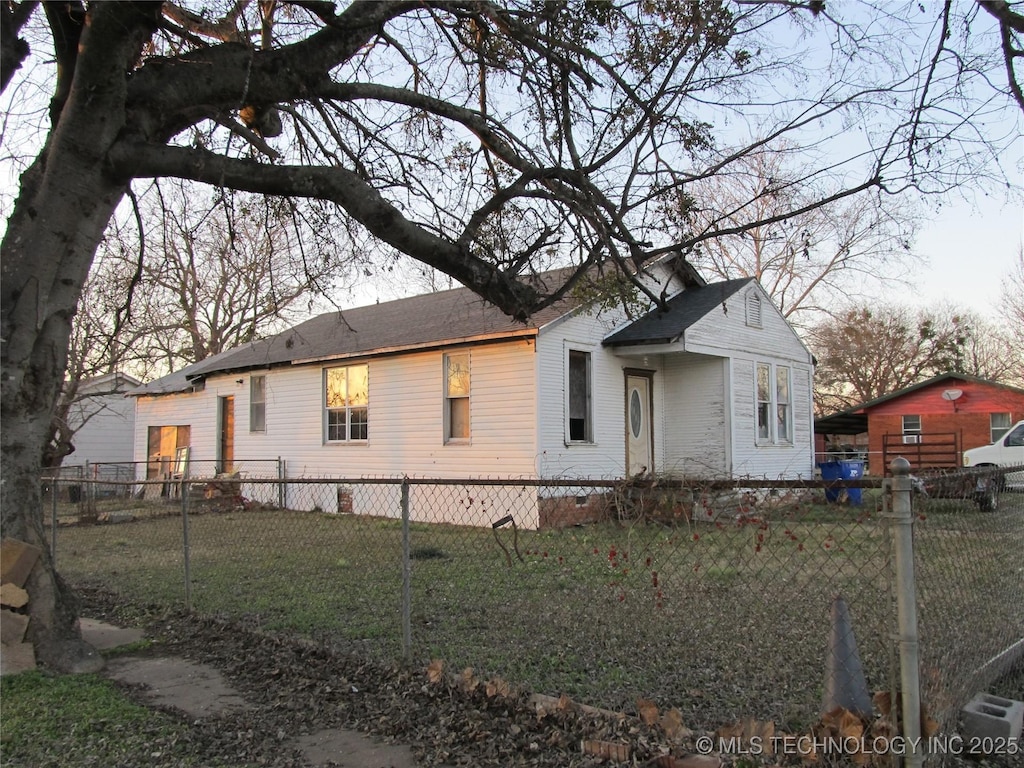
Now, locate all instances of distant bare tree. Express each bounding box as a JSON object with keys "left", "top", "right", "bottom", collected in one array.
[
  {"left": 810, "top": 303, "right": 975, "bottom": 413},
  {"left": 665, "top": 147, "right": 920, "bottom": 325},
  {"left": 950, "top": 309, "right": 1024, "bottom": 386},
  {"left": 999, "top": 248, "right": 1024, "bottom": 381},
  {"left": 106, "top": 181, "right": 361, "bottom": 371},
  {"left": 45, "top": 272, "right": 130, "bottom": 468},
  {"left": 50, "top": 181, "right": 360, "bottom": 467}
]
